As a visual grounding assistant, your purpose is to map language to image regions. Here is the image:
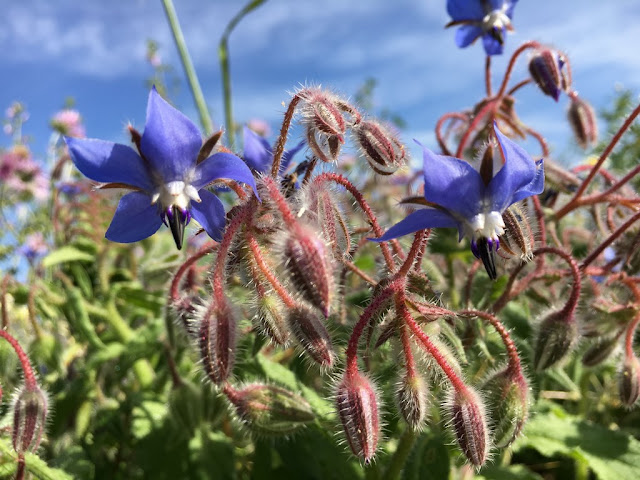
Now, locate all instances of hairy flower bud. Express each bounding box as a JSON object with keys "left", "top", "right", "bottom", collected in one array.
[
  {"left": 529, "top": 48, "right": 571, "bottom": 101},
  {"left": 568, "top": 96, "right": 598, "bottom": 149},
  {"left": 449, "top": 387, "right": 489, "bottom": 467},
  {"left": 482, "top": 368, "right": 529, "bottom": 448},
  {"left": 199, "top": 299, "right": 237, "bottom": 385},
  {"left": 256, "top": 293, "right": 290, "bottom": 345},
  {"left": 396, "top": 371, "right": 430, "bottom": 430},
  {"left": 619, "top": 355, "right": 640, "bottom": 407},
  {"left": 336, "top": 371, "right": 380, "bottom": 463},
  {"left": 582, "top": 335, "right": 620, "bottom": 367},
  {"left": 299, "top": 88, "right": 348, "bottom": 140},
  {"left": 533, "top": 310, "right": 578, "bottom": 371},
  {"left": 352, "top": 120, "right": 406, "bottom": 175},
  {"left": 282, "top": 225, "right": 334, "bottom": 317},
  {"left": 229, "top": 383, "right": 315, "bottom": 435},
  {"left": 12, "top": 384, "right": 48, "bottom": 454},
  {"left": 500, "top": 203, "right": 535, "bottom": 262},
  {"left": 287, "top": 305, "right": 335, "bottom": 367},
  {"left": 170, "top": 295, "right": 200, "bottom": 339}
]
